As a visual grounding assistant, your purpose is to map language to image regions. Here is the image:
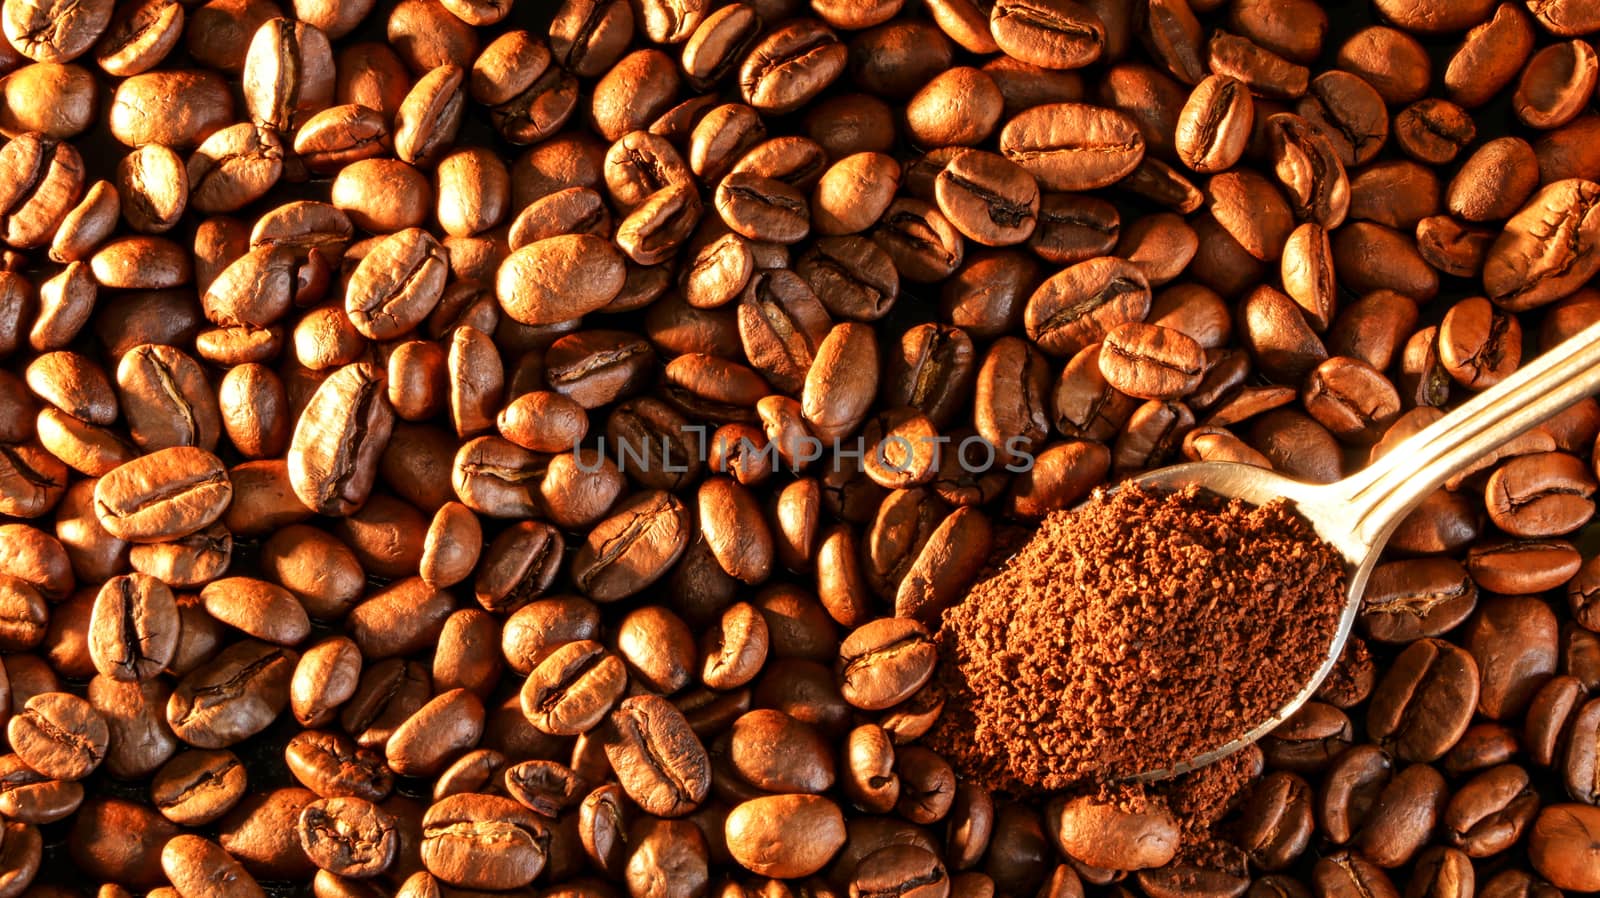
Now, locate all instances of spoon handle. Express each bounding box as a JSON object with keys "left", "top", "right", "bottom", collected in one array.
[{"left": 1335, "top": 316, "right": 1600, "bottom": 549}]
